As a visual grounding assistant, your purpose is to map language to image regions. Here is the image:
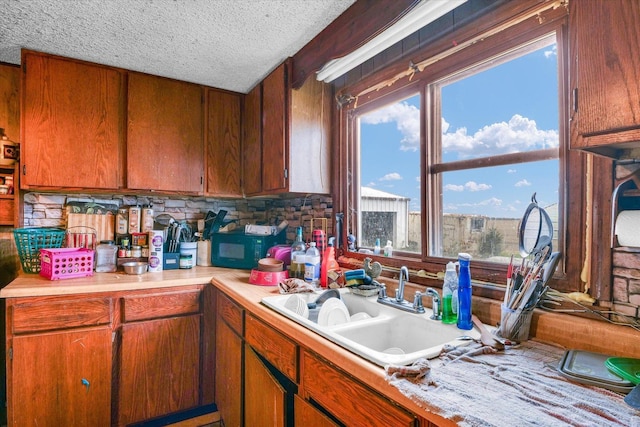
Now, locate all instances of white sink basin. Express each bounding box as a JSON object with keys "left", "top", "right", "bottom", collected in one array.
[{"left": 261, "top": 289, "right": 480, "bottom": 367}]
